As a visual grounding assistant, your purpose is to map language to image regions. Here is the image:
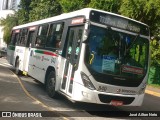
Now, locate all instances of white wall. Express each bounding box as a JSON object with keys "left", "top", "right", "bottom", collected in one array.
[{"left": 0, "top": 0, "right": 4, "bottom": 10}]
